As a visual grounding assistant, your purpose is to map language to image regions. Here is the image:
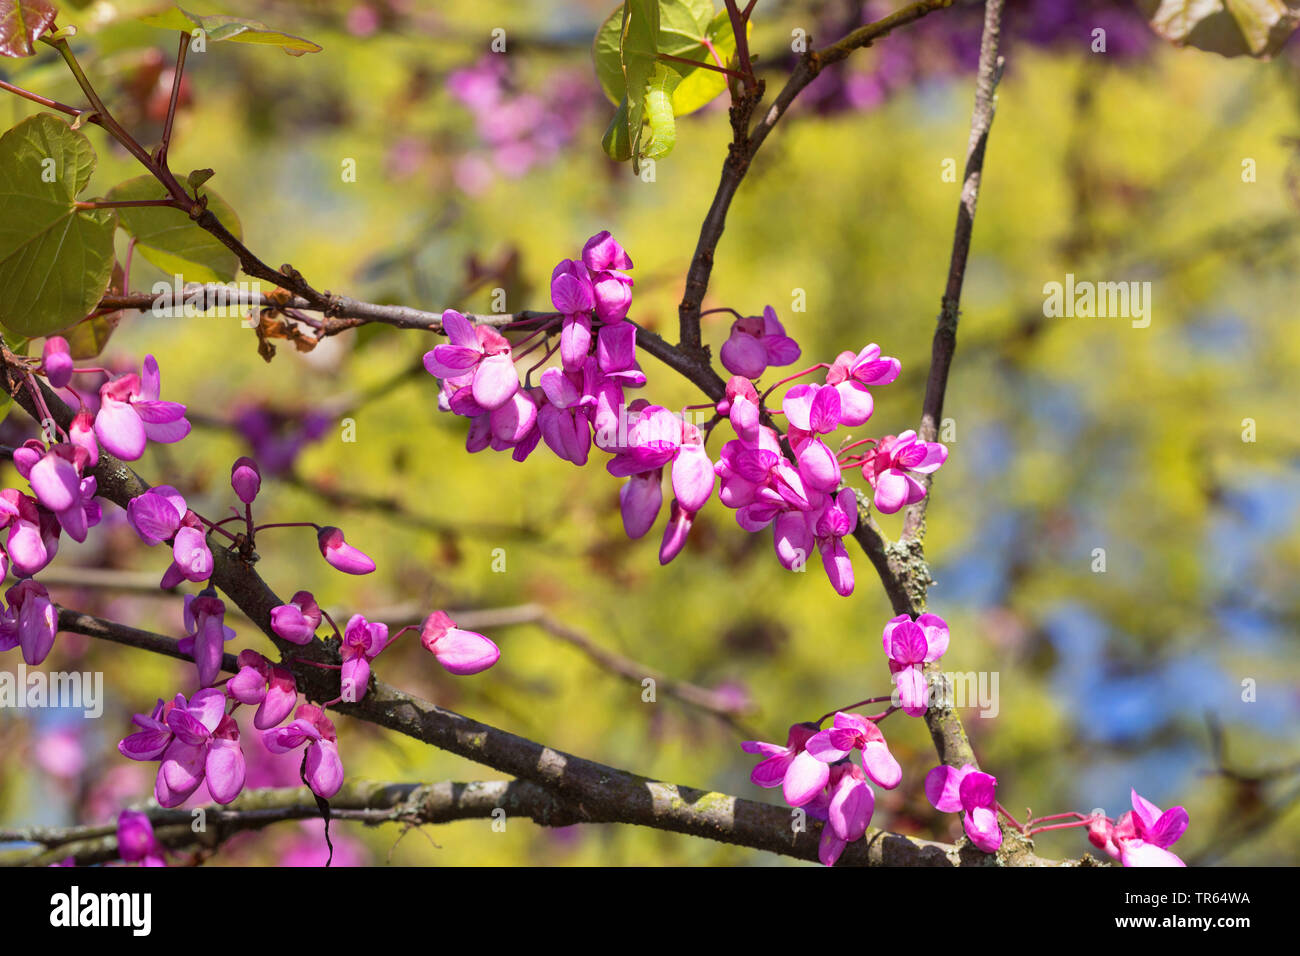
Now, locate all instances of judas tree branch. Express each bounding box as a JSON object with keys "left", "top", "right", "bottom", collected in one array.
[
  {"left": 676, "top": 0, "right": 956, "bottom": 355},
  {"left": 902, "top": 0, "right": 1005, "bottom": 546},
  {"left": 0, "top": 779, "right": 1092, "bottom": 868},
  {"left": 41, "top": 606, "right": 1086, "bottom": 867},
  {"left": 1, "top": 347, "right": 1076, "bottom": 867}
]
